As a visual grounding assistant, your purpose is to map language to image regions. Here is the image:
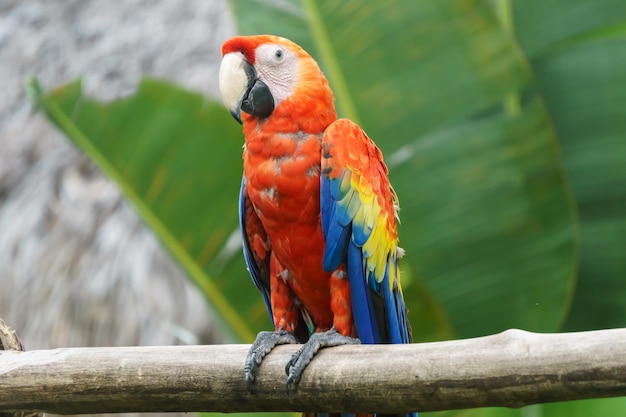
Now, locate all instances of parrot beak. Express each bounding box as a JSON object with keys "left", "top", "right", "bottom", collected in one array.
[{"left": 219, "top": 52, "right": 274, "bottom": 124}]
